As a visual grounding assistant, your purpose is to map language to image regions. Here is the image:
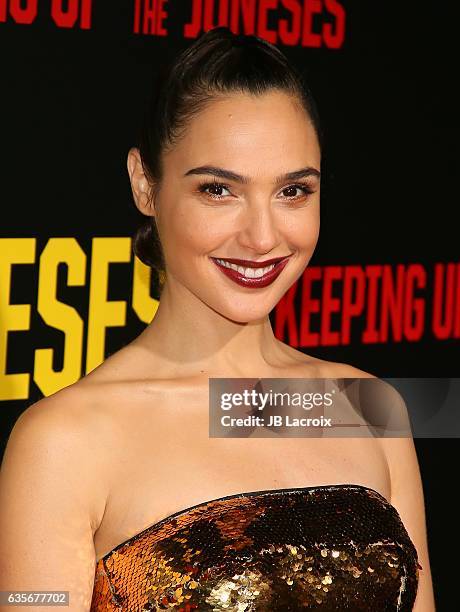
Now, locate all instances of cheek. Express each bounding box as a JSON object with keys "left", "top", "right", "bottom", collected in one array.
[
  {"left": 282, "top": 206, "right": 320, "bottom": 250},
  {"left": 160, "top": 200, "right": 227, "bottom": 260}
]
